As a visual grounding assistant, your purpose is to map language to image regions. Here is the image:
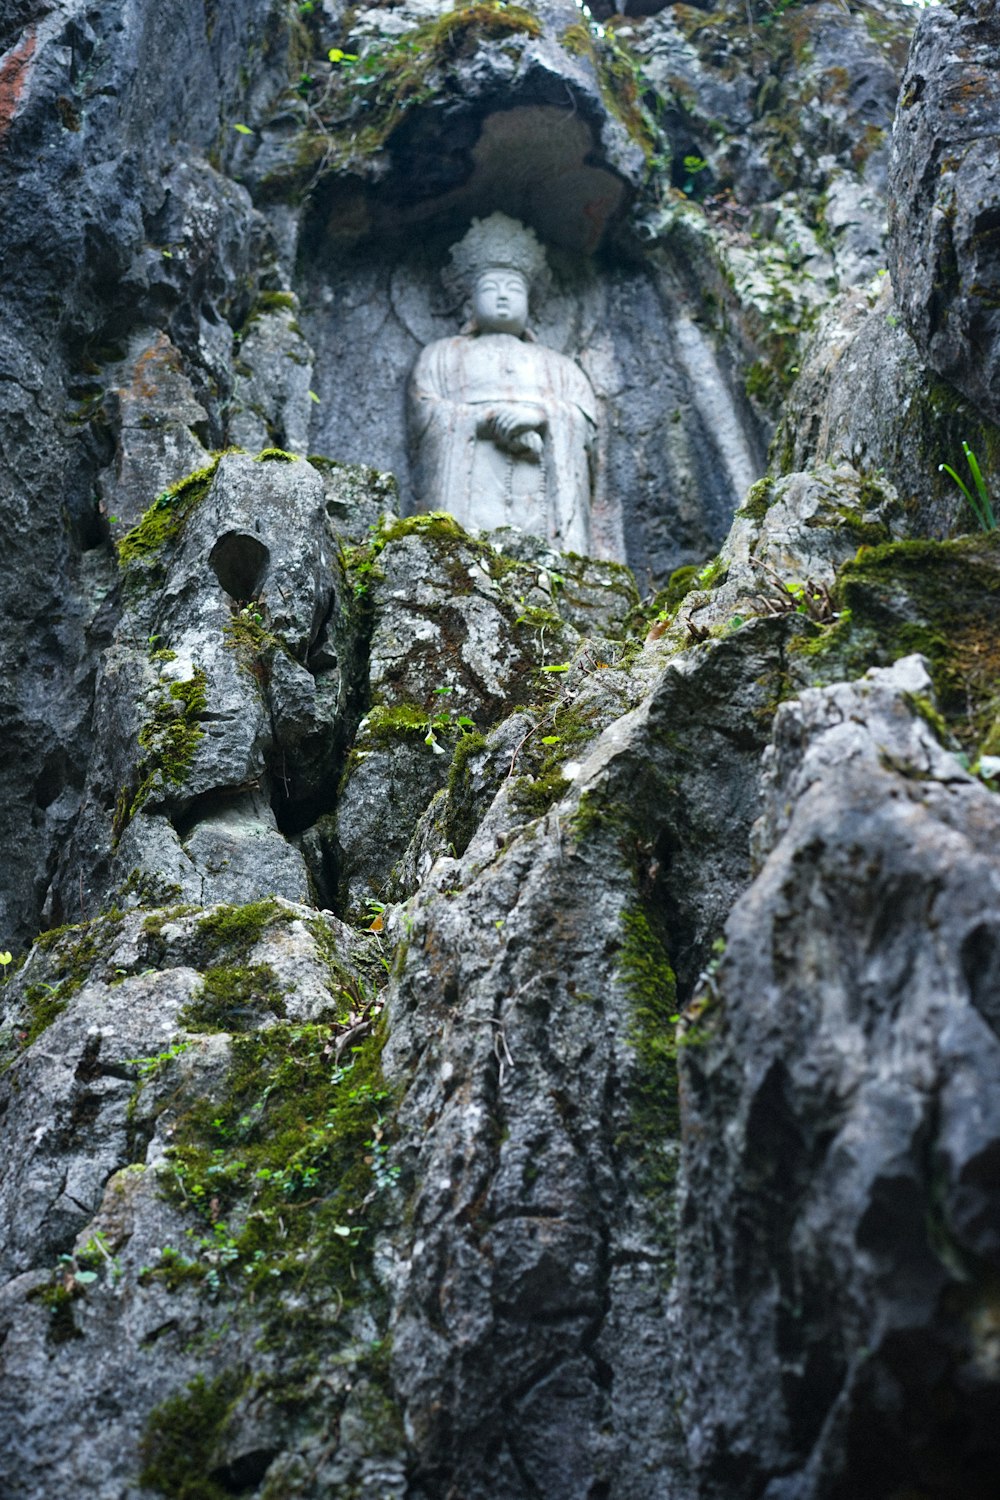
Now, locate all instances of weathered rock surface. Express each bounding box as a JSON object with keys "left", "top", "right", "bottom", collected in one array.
[
  {"left": 376, "top": 603, "right": 798, "bottom": 1499},
  {"left": 45, "top": 451, "right": 352, "bottom": 924},
  {"left": 330, "top": 516, "right": 638, "bottom": 915},
  {"left": 772, "top": 278, "right": 1000, "bottom": 537},
  {"left": 890, "top": 0, "right": 1000, "bottom": 427},
  {"left": 674, "top": 656, "right": 1000, "bottom": 1500},
  {"left": 4, "top": 1, "right": 1000, "bottom": 1498},
  {"left": 0, "top": 0, "right": 300, "bottom": 950},
  {"left": 0, "top": 899, "right": 401, "bottom": 1500}
]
